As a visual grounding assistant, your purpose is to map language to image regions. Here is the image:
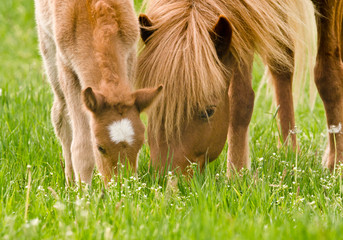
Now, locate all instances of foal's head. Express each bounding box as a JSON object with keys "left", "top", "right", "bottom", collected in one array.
[
  {"left": 82, "top": 83, "right": 162, "bottom": 182},
  {"left": 137, "top": 7, "right": 233, "bottom": 174}
]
